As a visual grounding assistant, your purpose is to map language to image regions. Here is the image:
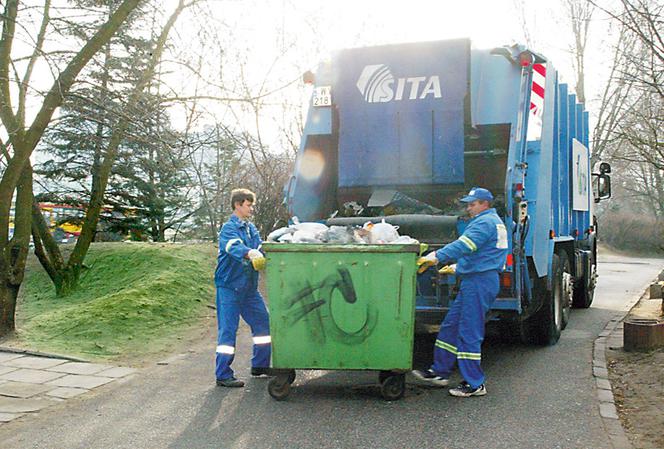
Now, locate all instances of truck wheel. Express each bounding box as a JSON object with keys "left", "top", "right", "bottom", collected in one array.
[
  {"left": 572, "top": 262, "right": 595, "bottom": 308},
  {"left": 573, "top": 282, "right": 595, "bottom": 308},
  {"left": 559, "top": 250, "right": 573, "bottom": 330},
  {"left": 573, "top": 237, "right": 596, "bottom": 308},
  {"left": 520, "top": 254, "right": 563, "bottom": 345}
]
